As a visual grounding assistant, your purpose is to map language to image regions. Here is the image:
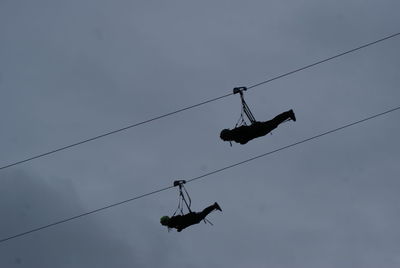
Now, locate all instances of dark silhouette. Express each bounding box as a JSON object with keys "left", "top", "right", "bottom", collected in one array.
[
  {"left": 220, "top": 109, "right": 296, "bottom": 144},
  {"left": 160, "top": 202, "right": 222, "bottom": 232}
]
